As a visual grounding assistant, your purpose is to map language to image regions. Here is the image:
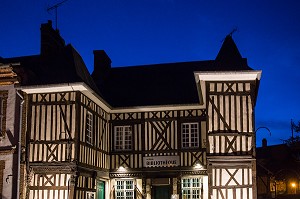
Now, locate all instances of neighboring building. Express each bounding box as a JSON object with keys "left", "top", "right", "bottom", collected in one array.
[
  {"left": 256, "top": 139, "right": 300, "bottom": 198},
  {"left": 0, "top": 63, "right": 21, "bottom": 199},
  {"left": 0, "top": 21, "right": 261, "bottom": 199}
]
